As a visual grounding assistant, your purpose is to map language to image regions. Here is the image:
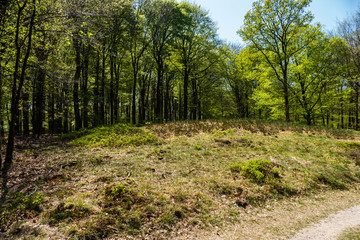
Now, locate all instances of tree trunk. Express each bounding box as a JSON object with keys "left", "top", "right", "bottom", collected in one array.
[
  {"left": 33, "top": 67, "right": 46, "bottom": 135},
  {"left": 110, "top": 56, "right": 114, "bottom": 125},
  {"left": 155, "top": 66, "right": 163, "bottom": 122},
  {"left": 355, "top": 87, "right": 359, "bottom": 130},
  {"left": 0, "top": 56, "right": 2, "bottom": 169},
  {"left": 22, "top": 91, "right": 30, "bottom": 136},
  {"left": 139, "top": 75, "right": 146, "bottom": 124},
  {"left": 73, "top": 36, "right": 82, "bottom": 131},
  {"left": 2, "top": 0, "right": 35, "bottom": 199},
  {"left": 284, "top": 83, "right": 290, "bottom": 122},
  {"left": 191, "top": 78, "right": 197, "bottom": 120},
  {"left": 55, "top": 90, "right": 63, "bottom": 134},
  {"left": 164, "top": 74, "right": 170, "bottom": 122},
  {"left": 93, "top": 51, "right": 100, "bottom": 126},
  {"left": 183, "top": 68, "right": 189, "bottom": 120},
  {"left": 48, "top": 92, "right": 55, "bottom": 134},
  {"left": 131, "top": 62, "right": 137, "bottom": 124},
  {"left": 63, "top": 82, "right": 69, "bottom": 133},
  {"left": 114, "top": 58, "right": 120, "bottom": 123},
  {"left": 100, "top": 49, "right": 106, "bottom": 124},
  {"left": 82, "top": 44, "right": 89, "bottom": 128}
]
